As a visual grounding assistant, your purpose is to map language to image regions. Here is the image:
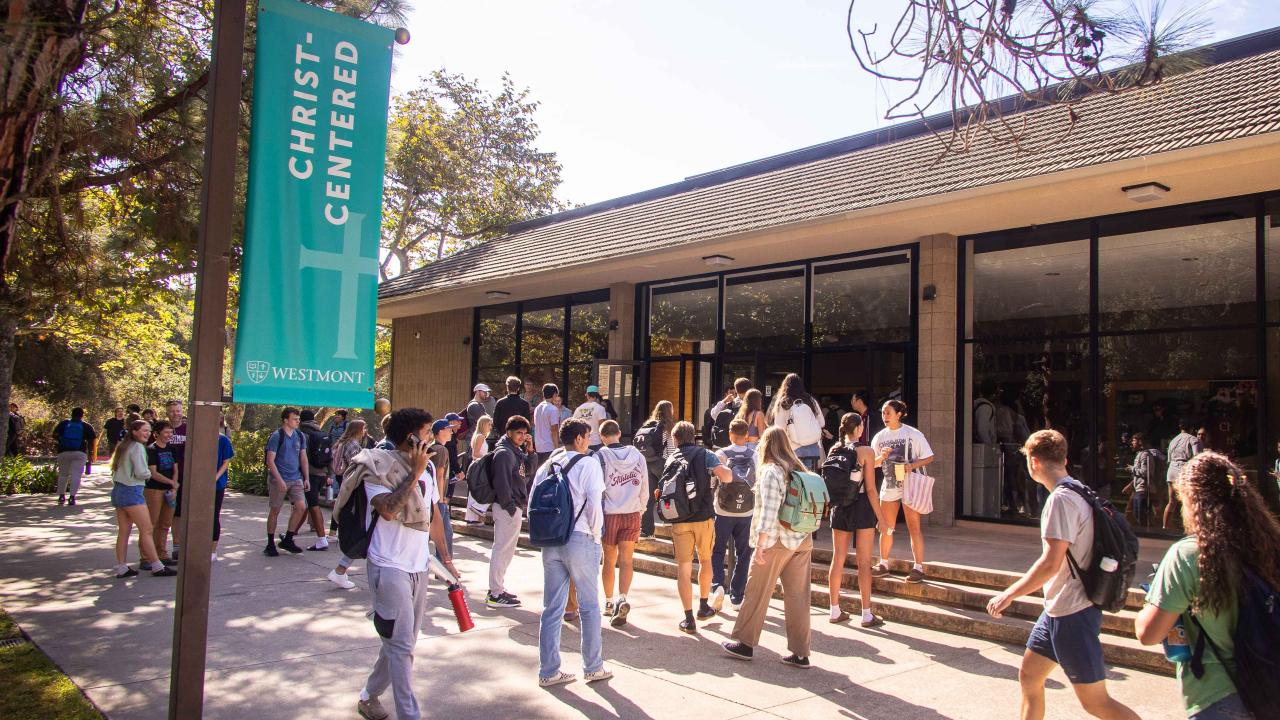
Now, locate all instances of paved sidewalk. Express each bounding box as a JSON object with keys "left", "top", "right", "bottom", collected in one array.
[{"left": 0, "top": 471, "right": 1184, "bottom": 719}]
